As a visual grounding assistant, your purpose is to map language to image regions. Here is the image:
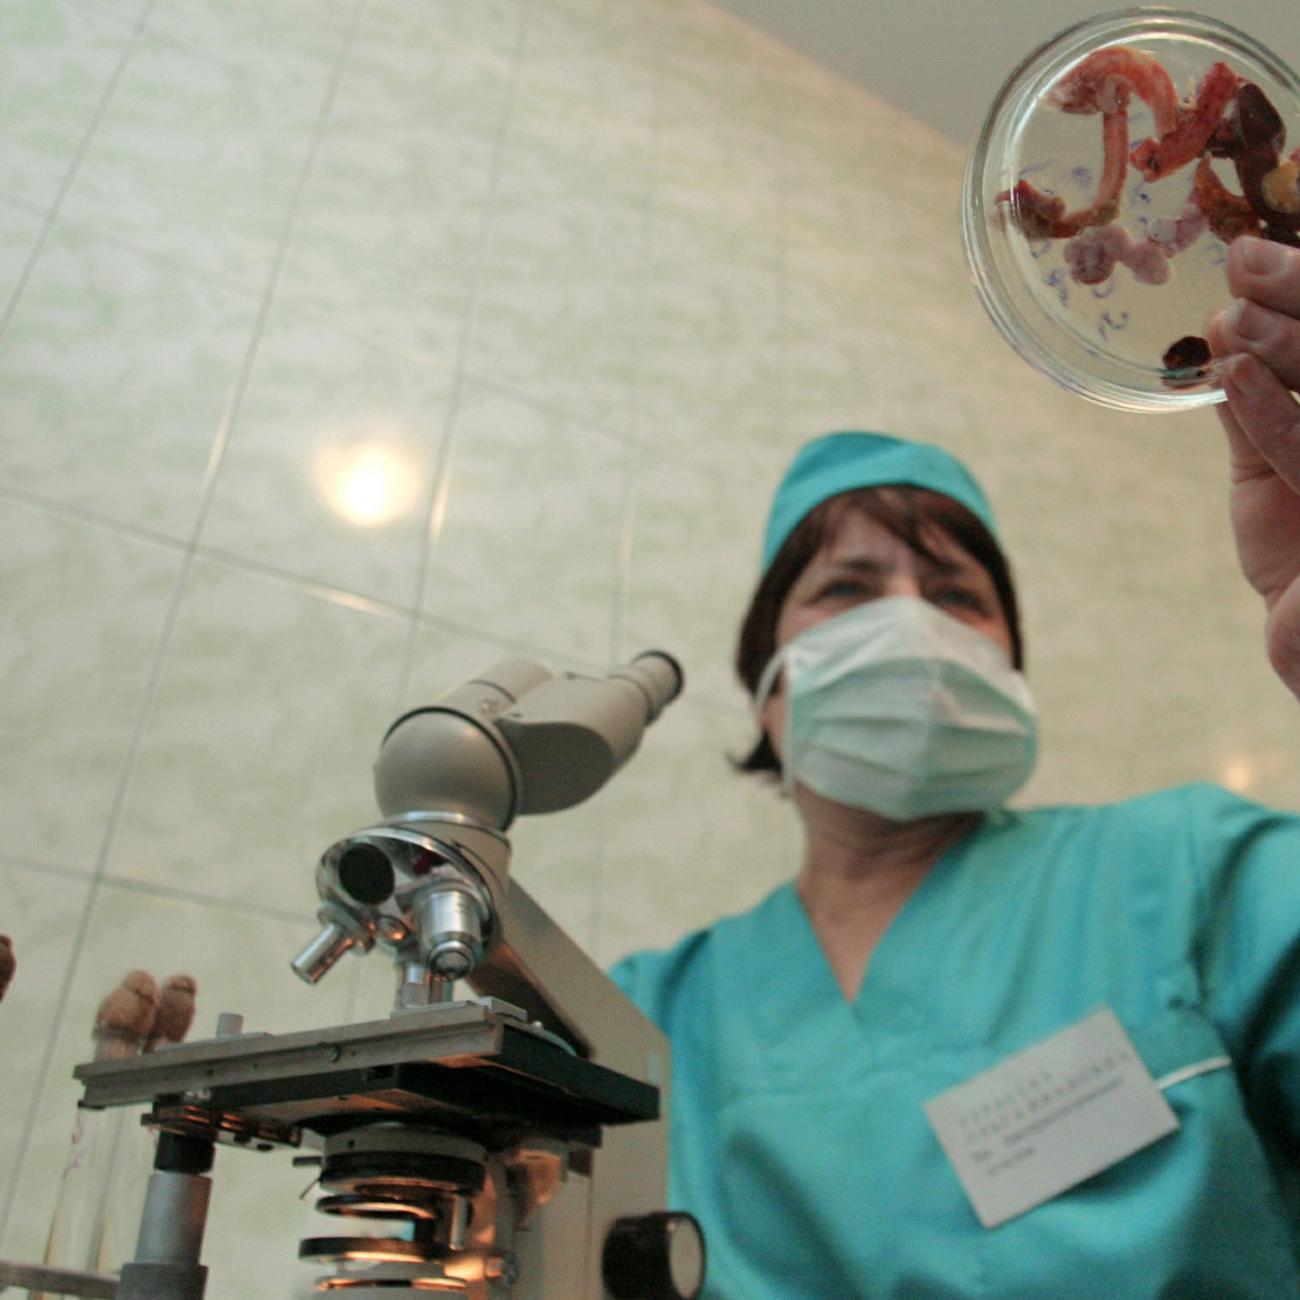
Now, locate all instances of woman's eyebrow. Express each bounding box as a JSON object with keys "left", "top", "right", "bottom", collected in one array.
[
  {"left": 927, "top": 558, "right": 975, "bottom": 577},
  {"left": 825, "top": 554, "right": 977, "bottom": 579},
  {"left": 916, "top": 548, "right": 984, "bottom": 579},
  {"left": 820, "top": 556, "right": 889, "bottom": 575}
]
